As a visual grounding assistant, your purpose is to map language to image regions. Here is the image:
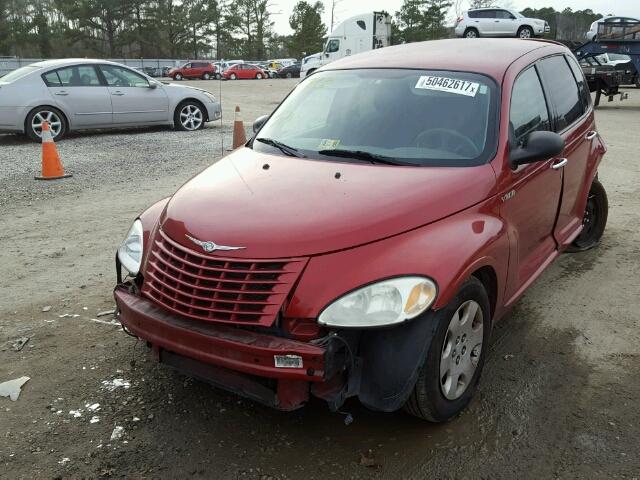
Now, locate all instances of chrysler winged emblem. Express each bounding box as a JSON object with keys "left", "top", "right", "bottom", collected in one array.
[{"left": 185, "top": 234, "right": 245, "bottom": 253}]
